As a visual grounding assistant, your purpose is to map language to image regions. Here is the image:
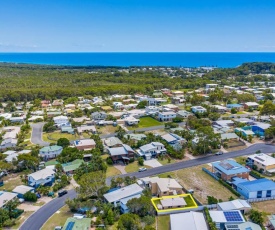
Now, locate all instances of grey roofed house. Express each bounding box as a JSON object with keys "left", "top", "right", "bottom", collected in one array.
[
  {"left": 104, "top": 137, "right": 123, "bottom": 148},
  {"left": 221, "top": 133, "right": 239, "bottom": 140},
  {"left": 12, "top": 185, "right": 34, "bottom": 195},
  {"left": 170, "top": 212, "right": 208, "bottom": 230},
  {"left": 0, "top": 191, "right": 18, "bottom": 208},
  {"left": 0, "top": 138, "right": 17, "bottom": 149},
  {"left": 103, "top": 184, "right": 143, "bottom": 204},
  {"left": 160, "top": 197, "right": 186, "bottom": 209},
  {"left": 77, "top": 125, "right": 96, "bottom": 134},
  {"left": 123, "top": 133, "right": 147, "bottom": 141},
  {"left": 108, "top": 144, "right": 135, "bottom": 156},
  {"left": 91, "top": 111, "right": 107, "bottom": 120}
]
